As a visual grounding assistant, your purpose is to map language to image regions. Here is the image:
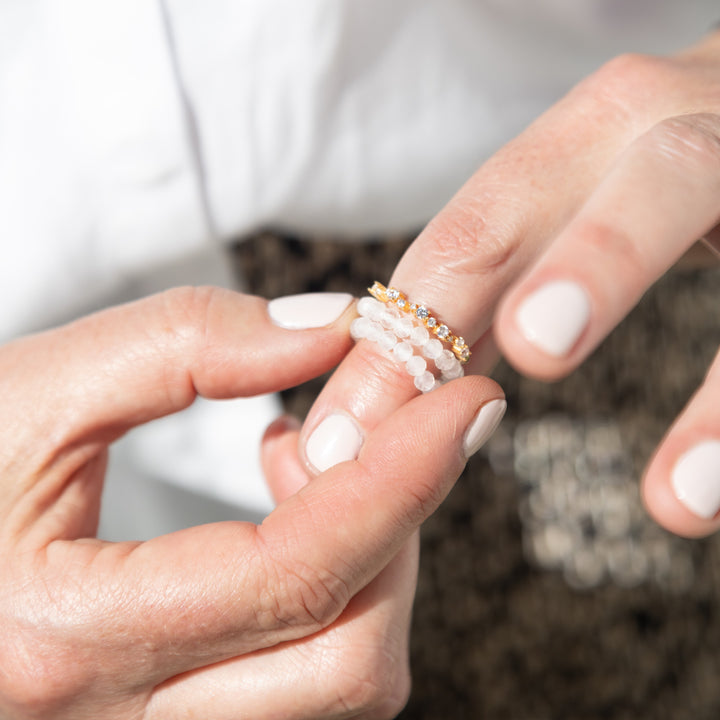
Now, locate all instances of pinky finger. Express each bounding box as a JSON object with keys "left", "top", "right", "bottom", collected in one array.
[{"left": 643, "top": 347, "right": 720, "bottom": 537}]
